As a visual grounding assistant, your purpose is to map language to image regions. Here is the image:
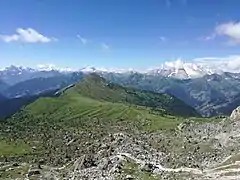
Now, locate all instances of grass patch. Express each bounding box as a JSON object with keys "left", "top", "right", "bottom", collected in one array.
[
  {"left": 0, "top": 140, "right": 31, "bottom": 156},
  {"left": 0, "top": 164, "right": 29, "bottom": 180},
  {"left": 120, "top": 162, "right": 160, "bottom": 180}
]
